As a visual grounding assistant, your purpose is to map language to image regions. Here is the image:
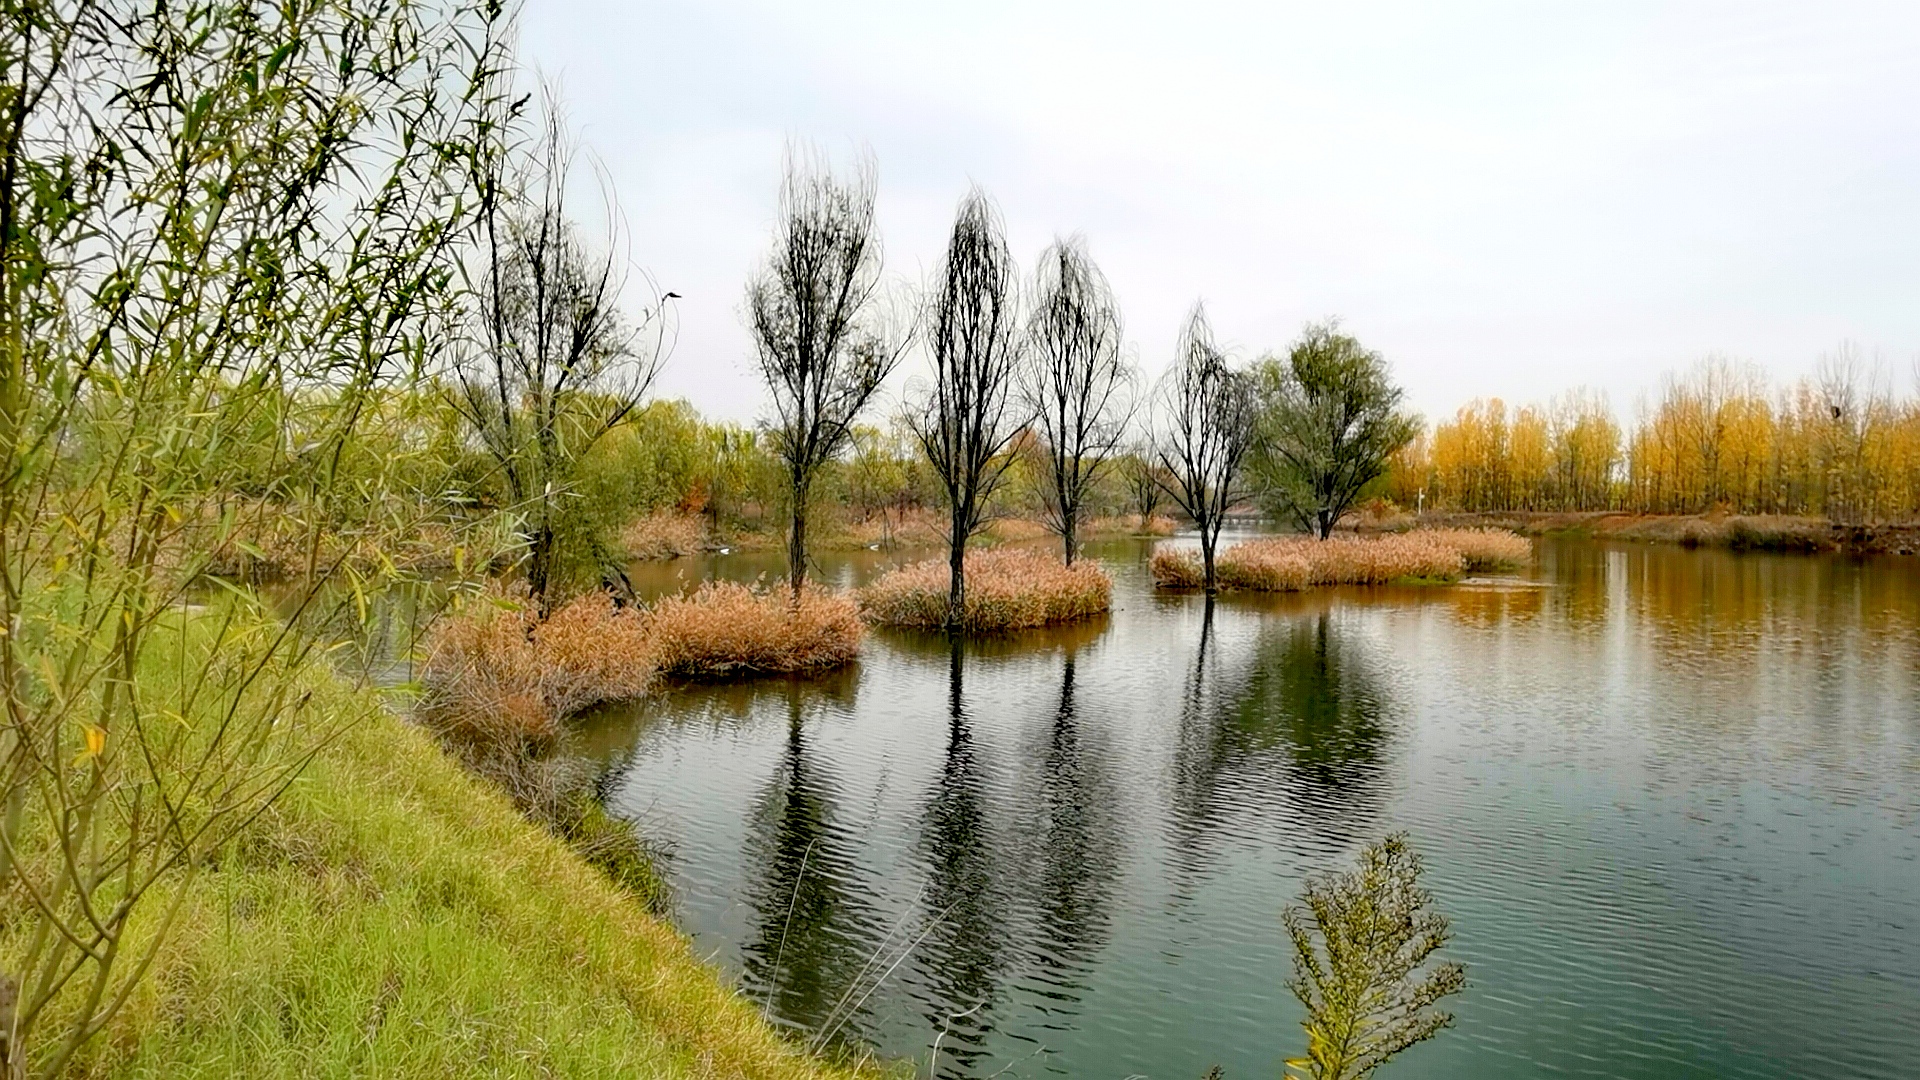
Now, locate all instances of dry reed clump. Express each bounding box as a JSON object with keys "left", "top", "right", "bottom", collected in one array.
[
  {"left": 1150, "top": 545, "right": 1313, "bottom": 590},
  {"left": 860, "top": 547, "right": 1112, "bottom": 630},
  {"left": 1407, "top": 527, "right": 1533, "bottom": 570},
  {"left": 620, "top": 509, "right": 706, "bottom": 560},
  {"left": 418, "top": 591, "right": 655, "bottom": 759},
  {"left": 1151, "top": 528, "right": 1532, "bottom": 591},
  {"left": 645, "top": 581, "right": 864, "bottom": 678},
  {"left": 1123, "top": 513, "right": 1180, "bottom": 537}
]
